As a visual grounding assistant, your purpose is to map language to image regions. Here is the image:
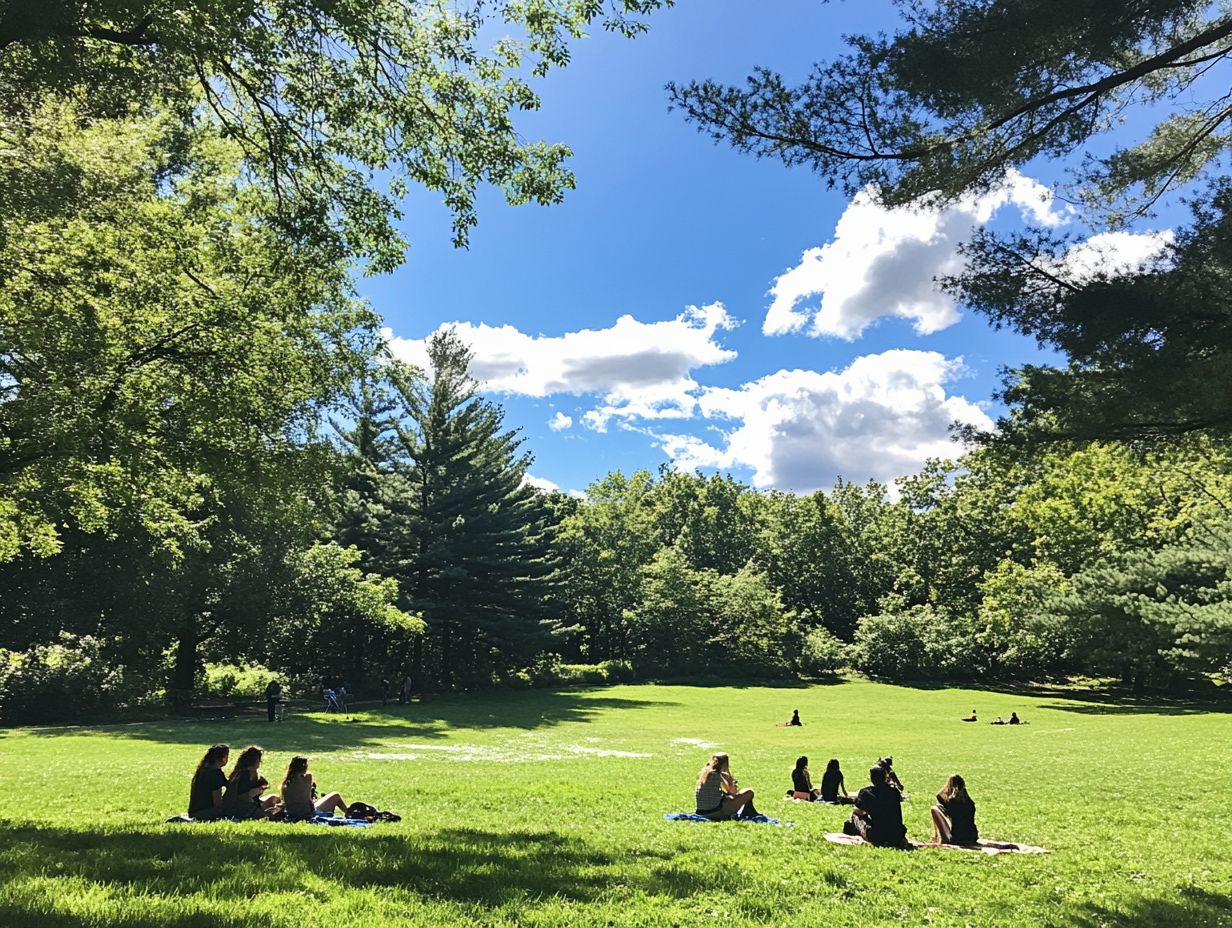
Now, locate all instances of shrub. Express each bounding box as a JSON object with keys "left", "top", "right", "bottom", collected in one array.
[
  {"left": 852, "top": 606, "right": 980, "bottom": 681},
  {"left": 598, "top": 659, "right": 635, "bottom": 683},
  {"left": 558, "top": 663, "right": 608, "bottom": 685},
  {"left": 202, "top": 662, "right": 280, "bottom": 700},
  {"left": 798, "top": 627, "right": 849, "bottom": 678},
  {"left": 0, "top": 634, "right": 144, "bottom": 724}
]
